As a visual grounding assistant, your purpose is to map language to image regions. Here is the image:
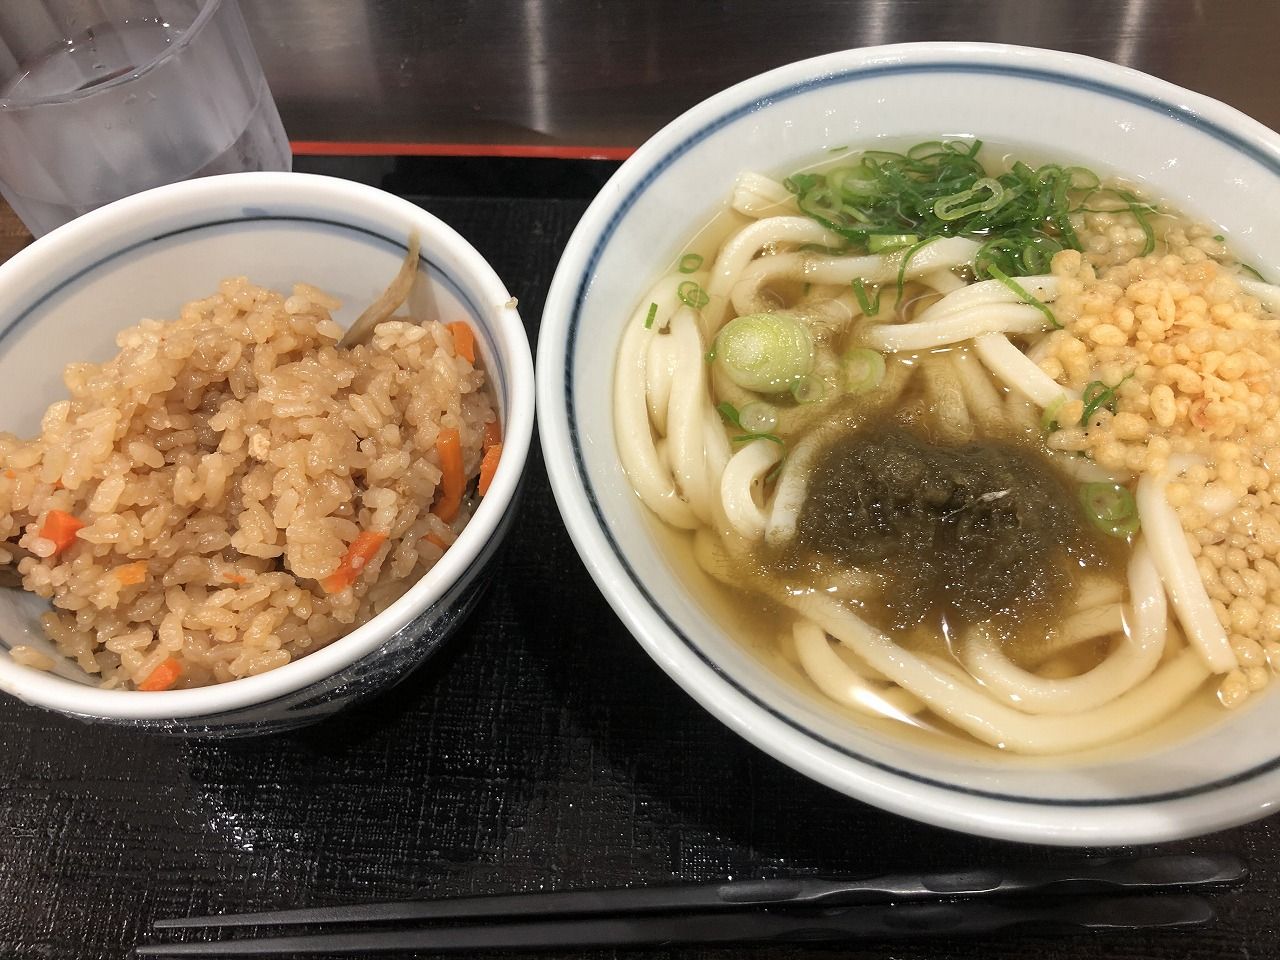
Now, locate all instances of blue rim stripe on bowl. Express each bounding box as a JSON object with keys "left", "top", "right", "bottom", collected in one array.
[
  {"left": 566, "top": 60, "right": 1280, "bottom": 807},
  {"left": 0, "top": 215, "right": 508, "bottom": 404}
]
